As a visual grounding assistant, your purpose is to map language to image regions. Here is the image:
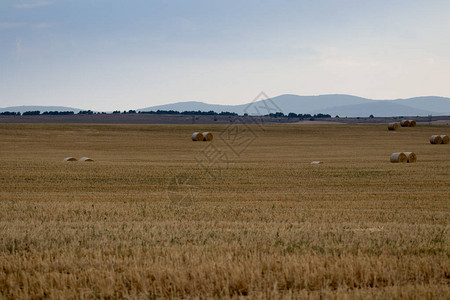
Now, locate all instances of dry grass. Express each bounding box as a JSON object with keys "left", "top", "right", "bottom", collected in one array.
[{"left": 0, "top": 123, "right": 449, "bottom": 299}]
